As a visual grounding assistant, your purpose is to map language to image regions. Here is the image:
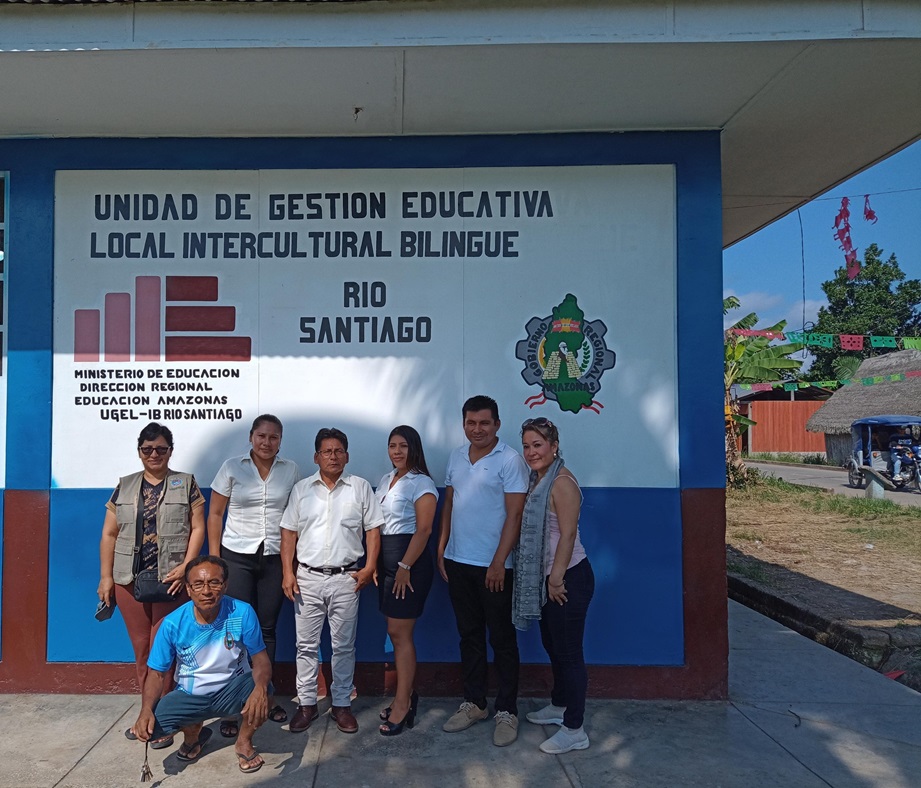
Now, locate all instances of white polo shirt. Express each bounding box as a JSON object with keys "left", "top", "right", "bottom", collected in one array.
[
  {"left": 443, "top": 440, "right": 530, "bottom": 568},
  {"left": 280, "top": 471, "right": 383, "bottom": 567},
  {"left": 376, "top": 470, "right": 439, "bottom": 536},
  {"left": 210, "top": 454, "right": 301, "bottom": 555}
]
